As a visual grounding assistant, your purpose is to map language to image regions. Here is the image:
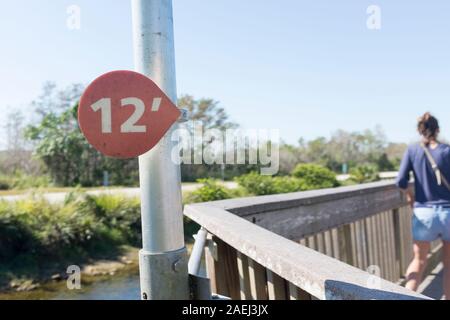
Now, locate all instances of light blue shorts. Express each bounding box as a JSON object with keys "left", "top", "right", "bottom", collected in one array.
[{"left": 413, "top": 206, "right": 450, "bottom": 242}]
